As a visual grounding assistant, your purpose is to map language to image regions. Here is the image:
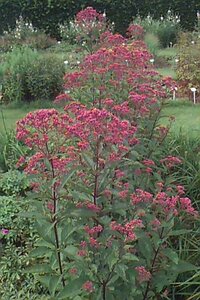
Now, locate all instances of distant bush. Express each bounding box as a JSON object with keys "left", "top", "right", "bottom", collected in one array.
[
  {"left": 0, "top": 16, "right": 56, "bottom": 52},
  {"left": 144, "top": 32, "right": 161, "bottom": 56},
  {"left": 25, "top": 55, "right": 65, "bottom": 101},
  {"left": 1, "top": 47, "right": 65, "bottom": 103},
  {"left": 177, "top": 32, "right": 200, "bottom": 93}
]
